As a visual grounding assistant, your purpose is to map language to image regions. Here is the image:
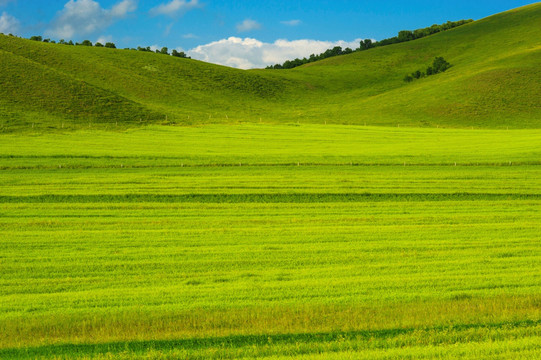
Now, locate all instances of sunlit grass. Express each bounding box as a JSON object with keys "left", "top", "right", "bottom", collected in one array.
[{"left": 0, "top": 124, "right": 540, "bottom": 358}]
